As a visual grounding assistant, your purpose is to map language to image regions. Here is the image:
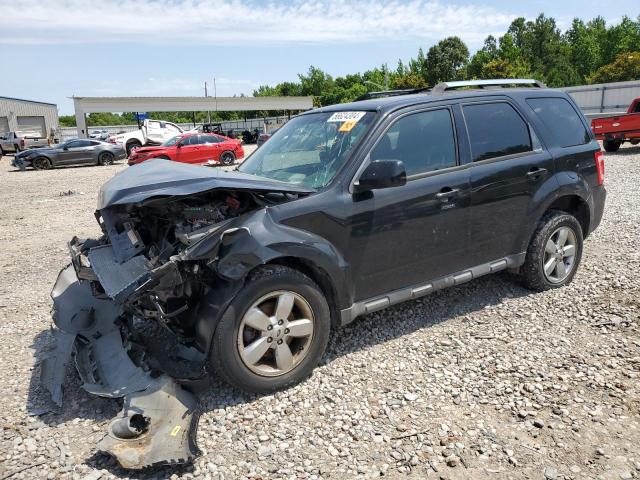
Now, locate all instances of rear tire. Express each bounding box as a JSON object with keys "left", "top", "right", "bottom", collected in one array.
[
  {"left": 126, "top": 141, "right": 142, "bottom": 156},
  {"left": 98, "top": 152, "right": 114, "bottom": 166},
  {"left": 209, "top": 265, "right": 331, "bottom": 394},
  {"left": 220, "top": 151, "right": 235, "bottom": 166},
  {"left": 519, "top": 211, "right": 583, "bottom": 291},
  {"left": 32, "top": 157, "right": 52, "bottom": 170},
  {"left": 603, "top": 139, "right": 621, "bottom": 152},
  {"left": 14, "top": 145, "right": 21, "bottom": 153}
]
